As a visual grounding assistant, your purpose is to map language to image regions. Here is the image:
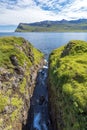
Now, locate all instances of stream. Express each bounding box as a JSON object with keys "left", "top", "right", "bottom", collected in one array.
[{"left": 23, "top": 60, "right": 52, "bottom": 130}]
